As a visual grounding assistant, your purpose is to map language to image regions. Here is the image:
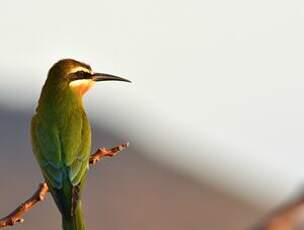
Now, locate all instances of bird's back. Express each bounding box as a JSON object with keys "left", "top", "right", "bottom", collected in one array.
[{"left": 31, "top": 101, "right": 91, "bottom": 228}]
